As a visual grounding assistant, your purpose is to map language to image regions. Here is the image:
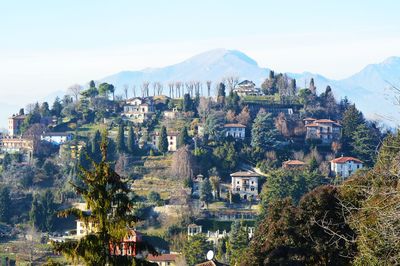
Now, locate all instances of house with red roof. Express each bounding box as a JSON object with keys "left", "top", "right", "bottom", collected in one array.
[
  {"left": 282, "top": 160, "right": 307, "bottom": 170},
  {"left": 147, "top": 253, "right": 179, "bottom": 266},
  {"left": 330, "top": 156, "right": 363, "bottom": 178},
  {"left": 303, "top": 118, "right": 341, "bottom": 143},
  {"left": 223, "top": 123, "right": 246, "bottom": 140}
]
